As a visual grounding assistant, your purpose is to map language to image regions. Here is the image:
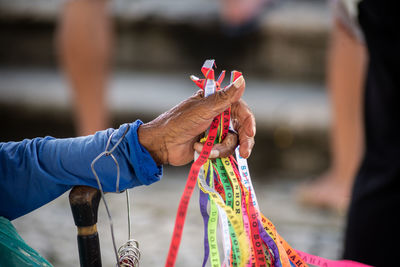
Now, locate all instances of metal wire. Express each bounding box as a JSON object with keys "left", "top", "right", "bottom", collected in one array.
[
  {"left": 126, "top": 189, "right": 132, "bottom": 240},
  {"left": 90, "top": 126, "right": 141, "bottom": 267},
  {"left": 118, "top": 239, "right": 141, "bottom": 267}
]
